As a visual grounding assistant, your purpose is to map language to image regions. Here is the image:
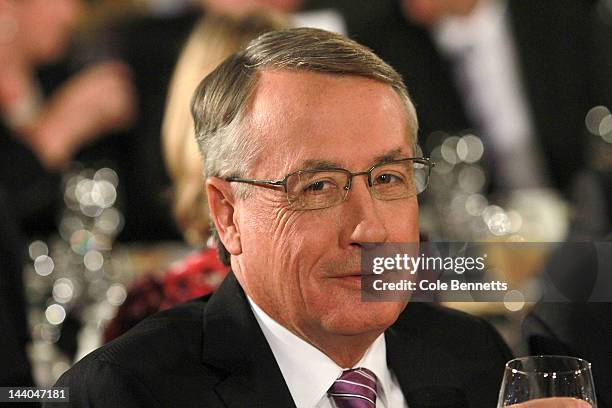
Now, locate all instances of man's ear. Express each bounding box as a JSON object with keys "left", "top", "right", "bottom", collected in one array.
[{"left": 206, "top": 177, "right": 242, "bottom": 256}]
